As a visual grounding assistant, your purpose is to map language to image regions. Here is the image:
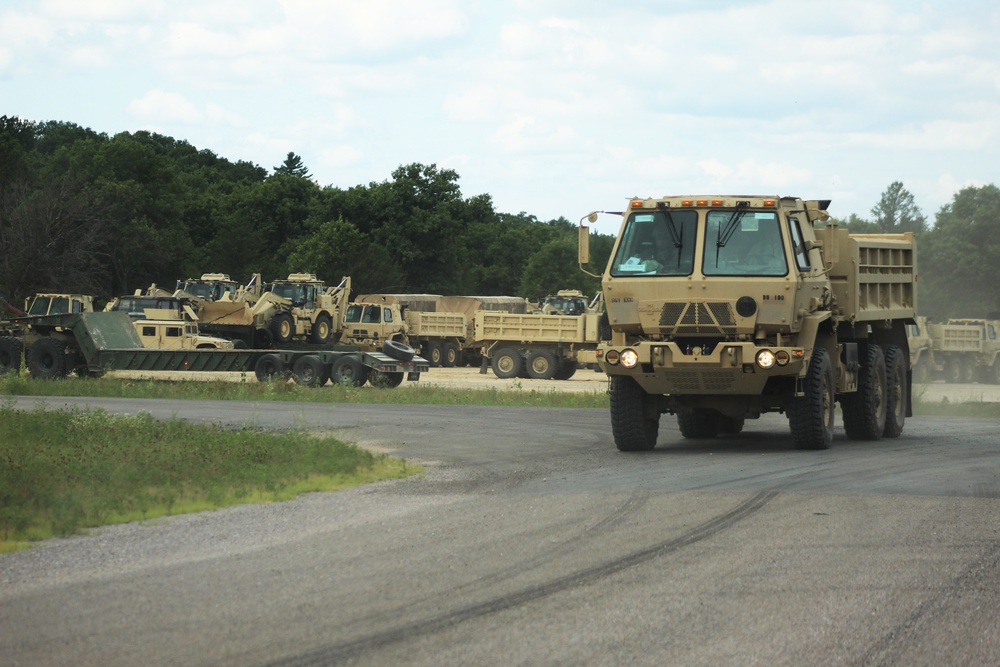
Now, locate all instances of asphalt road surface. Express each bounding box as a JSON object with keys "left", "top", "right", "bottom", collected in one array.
[{"left": 2, "top": 395, "right": 999, "bottom": 666}]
